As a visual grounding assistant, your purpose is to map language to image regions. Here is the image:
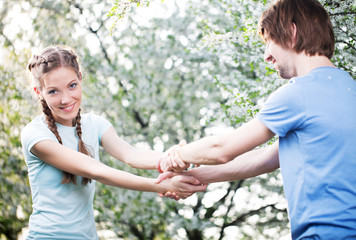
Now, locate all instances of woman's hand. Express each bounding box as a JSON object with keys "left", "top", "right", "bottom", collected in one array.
[
  {"left": 157, "top": 140, "right": 190, "bottom": 173},
  {"left": 156, "top": 172, "right": 207, "bottom": 200},
  {"left": 155, "top": 171, "right": 207, "bottom": 200}
]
